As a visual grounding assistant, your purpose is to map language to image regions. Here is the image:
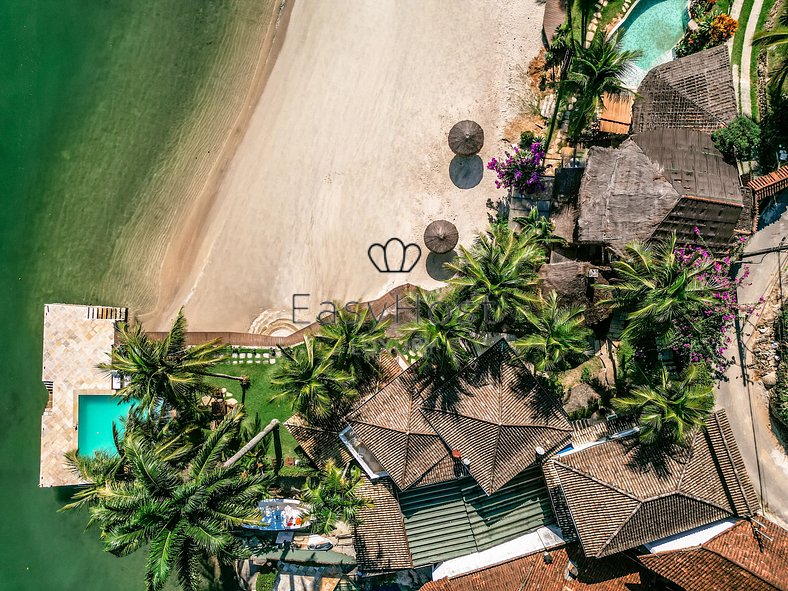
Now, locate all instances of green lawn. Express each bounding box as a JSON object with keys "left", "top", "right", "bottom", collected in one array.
[
  {"left": 205, "top": 350, "right": 299, "bottom": 460},
  {"left": 570, "top": 0, "right": 628, "bottom": 42},
  {"left": 732, "top": 0, "right": 756, "bottom": 68}
]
